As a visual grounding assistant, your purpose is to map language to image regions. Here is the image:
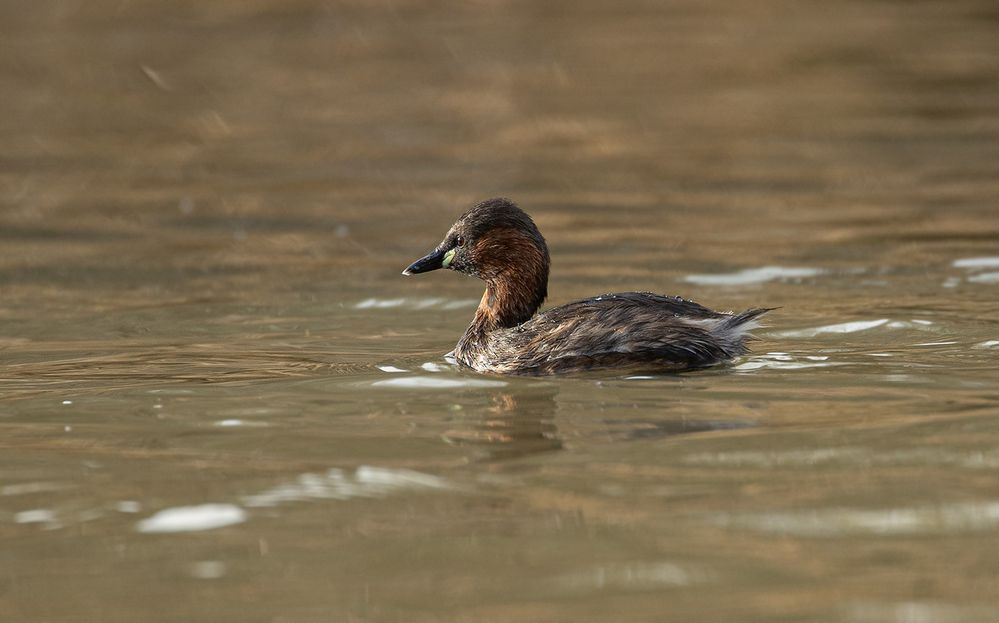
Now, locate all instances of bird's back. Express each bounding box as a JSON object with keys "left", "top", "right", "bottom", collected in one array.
[{"left": 460, "top": 292, "right": 768, "bottom": 374}]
